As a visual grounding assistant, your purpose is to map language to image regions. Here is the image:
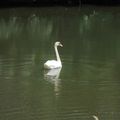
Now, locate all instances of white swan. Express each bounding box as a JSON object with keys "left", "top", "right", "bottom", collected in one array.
[
  {"left": 93, "top": 115, "right": 99, "bottom": 120},
  {"left": 44, "top": 41, "right": 63, "bottom": 69}
]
